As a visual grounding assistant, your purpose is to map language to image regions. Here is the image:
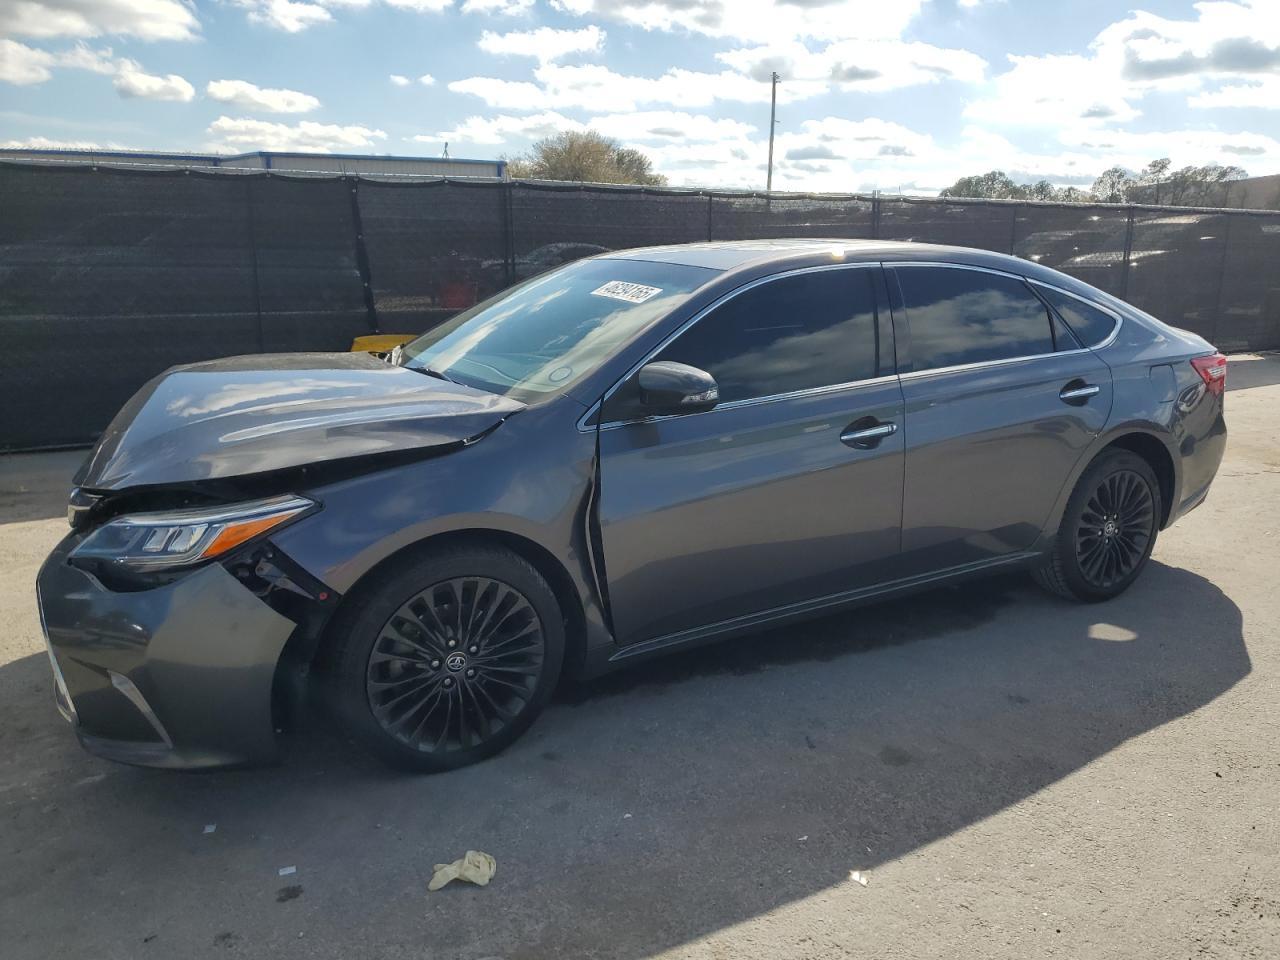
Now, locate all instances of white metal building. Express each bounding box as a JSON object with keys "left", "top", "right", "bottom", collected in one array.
[{"left": 0, "top": 148, "right": 506, "bottom": 179}]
